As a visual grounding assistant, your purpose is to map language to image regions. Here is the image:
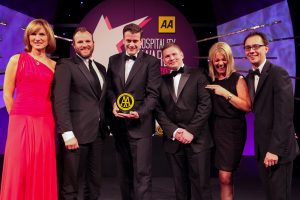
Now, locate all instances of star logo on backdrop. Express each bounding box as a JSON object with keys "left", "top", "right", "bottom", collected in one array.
[{"left": 92, "top": 15, "right": 152, "bottom": 67}]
